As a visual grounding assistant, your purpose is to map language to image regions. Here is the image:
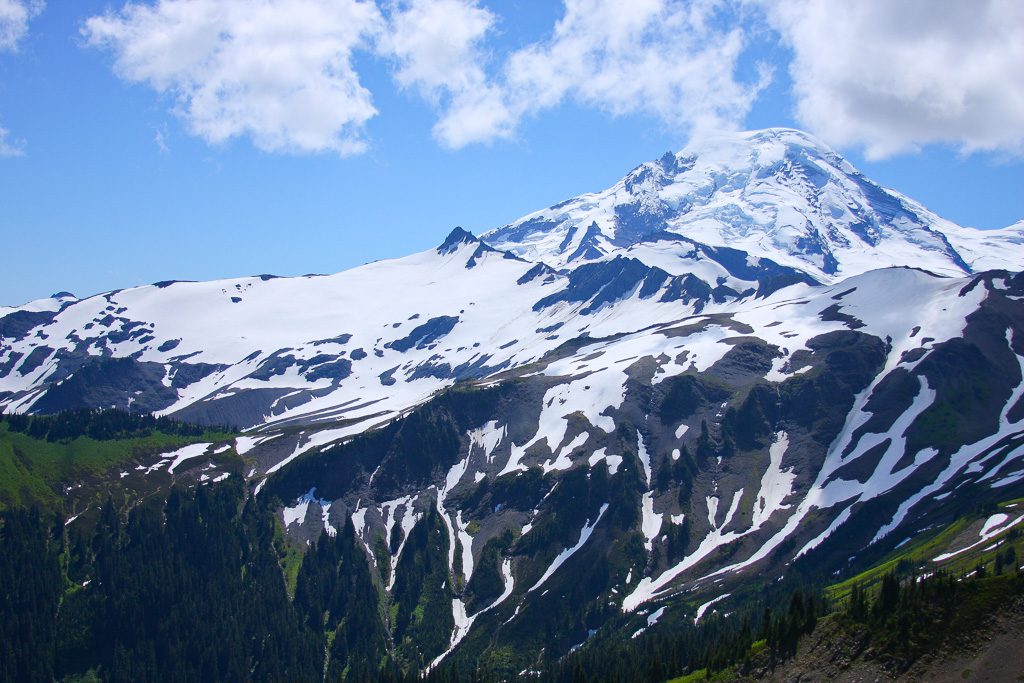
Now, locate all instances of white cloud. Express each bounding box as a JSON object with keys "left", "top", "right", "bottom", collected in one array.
[
  {"left": 0, "top": 0, "right": 42, "bottom": 158},
  {"left": 435, "top": 0, "right": 770, "bottom": 147},
  {"left": 505, "top": 0, "right": 766, "bottom": 131},
  {"left": 84, "top": 0, "right": 384, "bottom": 155},
  {"left": 81, "top": 0, "right": 1023, "bottom": 159},
  {"left": 761, "top": 0, "right": 1024, "bottom": 159},
  {"left": 0, "top": 0, "right": 41, "bottom": 51},
  {"left": 0, "top": 123, "right": 24, "bottom": 156},
  {"left": 154, "top": 126, "right": 170, "bottom": 154},
  {"left": 379, "top": 0, "right": 514, "bottom": 148},
  {"left": 79, "top": 0, "right": 770, "bottom": 153},
  {"left": 430, "top": 83, "right": 513, "bottom": 149}
]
